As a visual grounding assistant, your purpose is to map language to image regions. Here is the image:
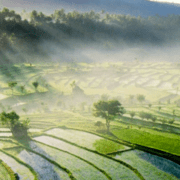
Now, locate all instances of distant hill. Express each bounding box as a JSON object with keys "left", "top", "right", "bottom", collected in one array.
[
  {"left": 0, "top": 6, "right": 180, "bottom": 64},
  {"left": 25, "top": 0, "right": 180, "bottom": 17}
]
